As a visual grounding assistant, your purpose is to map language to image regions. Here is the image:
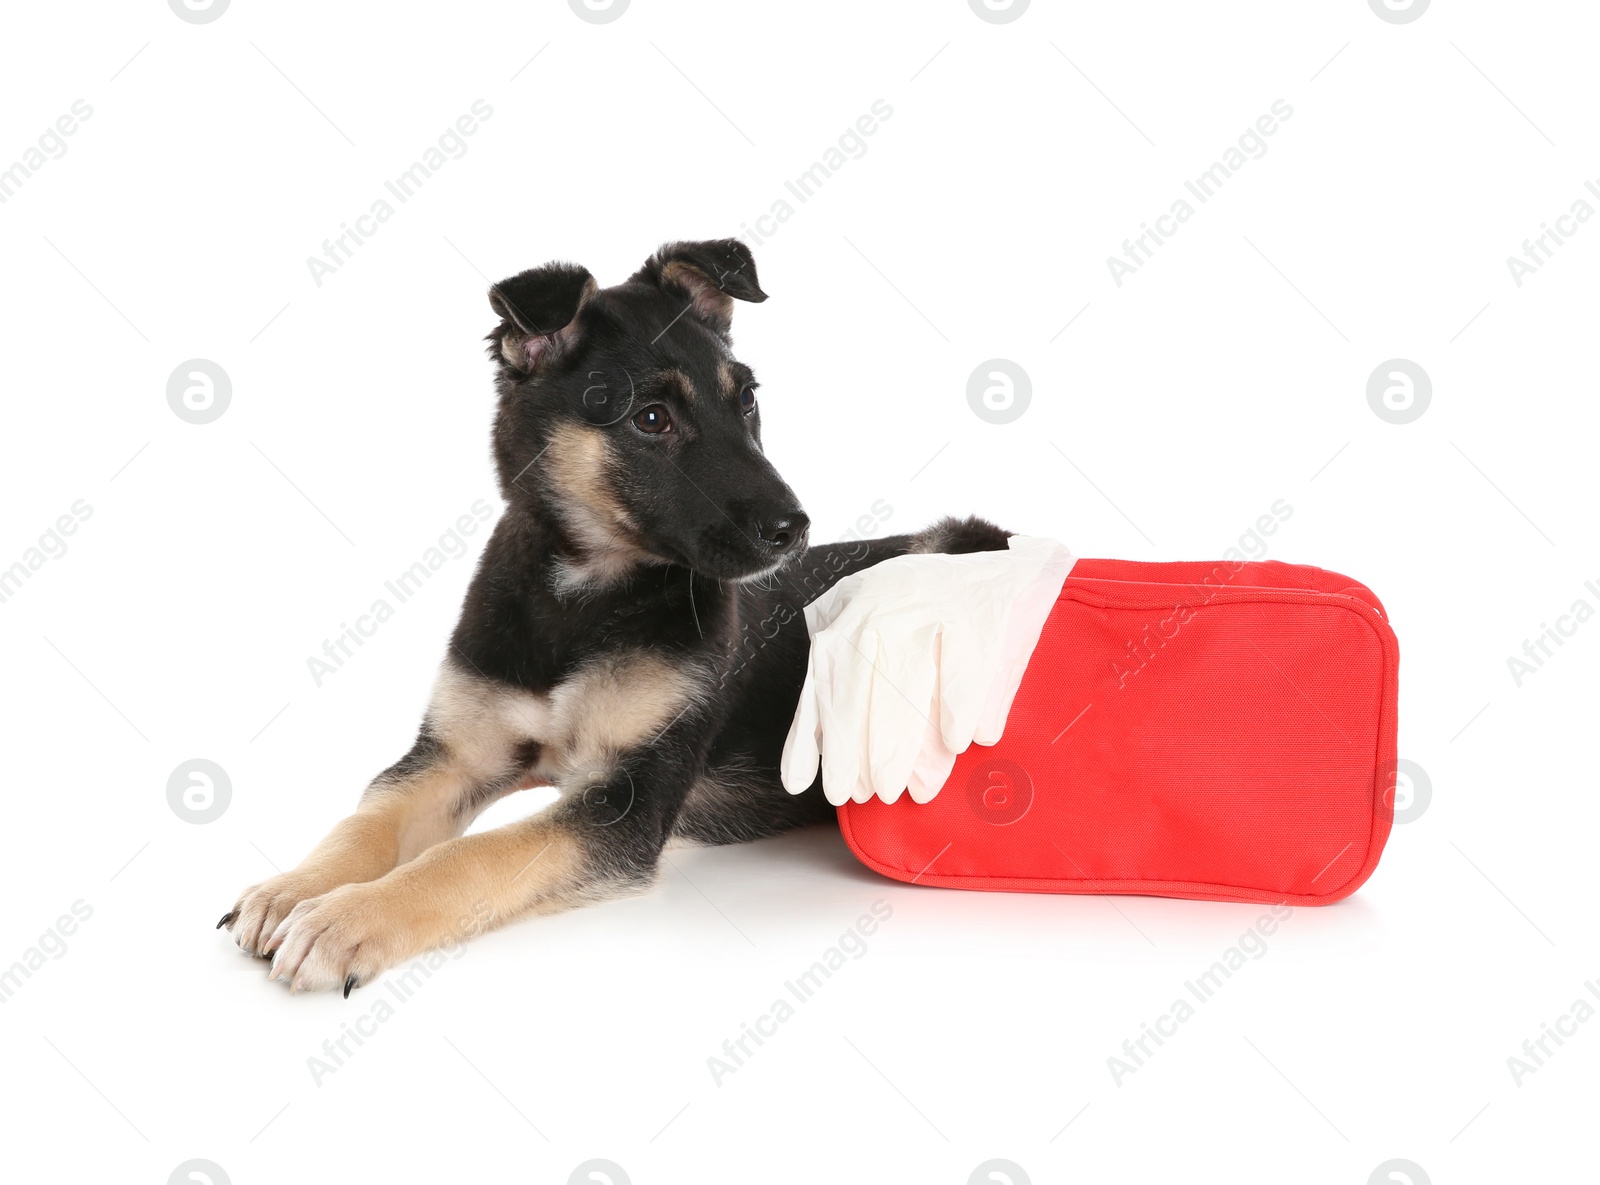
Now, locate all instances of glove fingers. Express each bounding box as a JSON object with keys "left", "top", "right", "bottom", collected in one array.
[
  {"left": 907, "top": 714, "right": 959, "bottom": 803},
  {"left": 791, "top": 537, "right": 1075, "bottom": 805},
  {"left": 818, "top": 627, "right": 871, "bottom": 806},
  {"left": 850, "top": 627, "right": 898, "bottom": 804},
  {"left": 972, "top": 654, "right": 1028, "bottom": 746},
  {"left": 934, "top": 621, "right": 1003, "bottom": 754},
  {"left": 866, "top": 624, "right": 940, "bottom": 802}
]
